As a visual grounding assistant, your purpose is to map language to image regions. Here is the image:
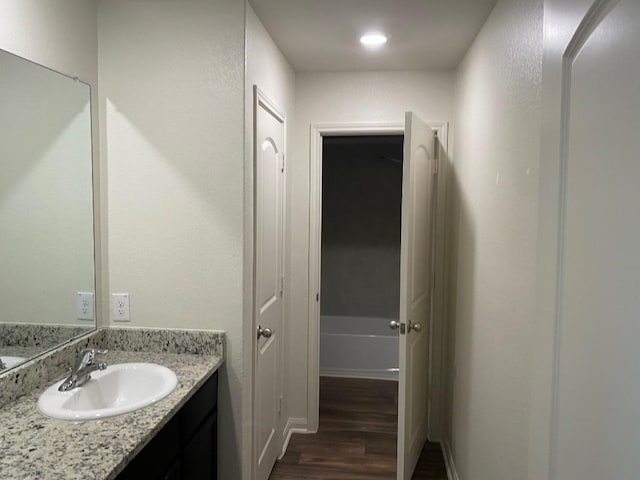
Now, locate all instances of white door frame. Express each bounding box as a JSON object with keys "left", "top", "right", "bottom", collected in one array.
[
  {"left": 307, "top": 121, "right": 449, "bottom": 438},
  {"left": 531, "top": 1, "right": 626, "bottom": 478}
]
